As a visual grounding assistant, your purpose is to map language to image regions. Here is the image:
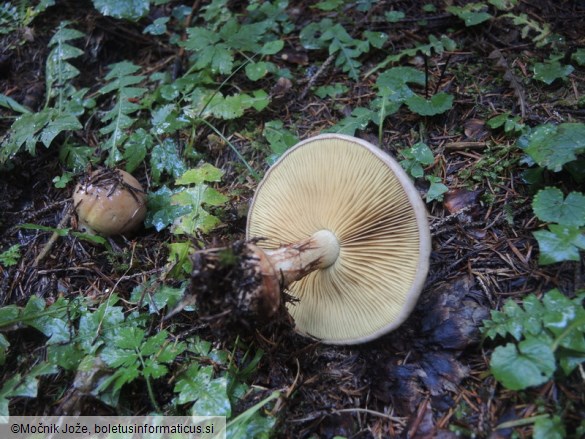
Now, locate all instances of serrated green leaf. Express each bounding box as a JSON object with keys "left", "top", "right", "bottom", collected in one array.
[
  {"left": 425, "top": 175, "right": 448, "bottom": 202},
  {"left": 92, "top": 0, "right": 150, "bottom": 21},
  {"left": 491, "top": 338, "right": 556, "bottom": 390},
  {"left": 314, "top": 83, "right": 348, "bottom": 99},
  {"left": 40, "top": 114, "right": 82, "bottom": 147},
  {"left": 533, "top": 188, "right": 585, "bottom": 227},
  {"left": 167, "top": 242, "right": 195, "bottom": 277},
  {"left": 0, "top": 244, "right": 21, "bottom": 267},
  {"left": 176, "top": 164, "right": 224, "bottom": 185},
  {"left": 533, "top": 60, "right": 574, "bottom": 85},
  {"left": 533, "top": 415, "right": 566, "bottom": 439},
  {"left": 140, "top": 331, "right": 168, "bottom": 356},
  {"left": 313, "top": 0, "right": 343, "bottom": 11},
  {"left": 130, "top": 280, "right": 185, "bottom": 314},
  {"left": 263, "top": 120, "right": 298, "bottom": 164},
  {"left": 534, "top": 224, "right": 585, "bottom": 265},
  {"left": 144, "top": 17, "right": 169, "bottom": 35},
  {"left": 171, "top": 185, "right": 228, "bottom": 235},
  {"left": 411, "top": 142, "right": 434, "bottom": 165},
  {"left": 150, "top": 138, "right": 187, "bottom": 182},
  {"left": 326, "top": 107, "right": 375, "bottom": 136},
  {"left": 447, "top": 4, "right": 492, "bottom": 26},
  {"left": 385, "top": 10, "right": 405, "bottom": 22},
  {"left": 406, "top": 92, "right": 453, "bottom": 116},
  {"left": 115, "top": 327, "right": 145, "bottom": 350},
  {"left": 519, "top": 123, "right": 585, "bottom": 172},
  {"left": 363, "top": 31, "right": 388, "bottom": 49},
  {"left": 572, "top": 48, "right": 585, "bottom": 66},
  {"left": 123, "top": 129, "right": 152, "bottom": 173},
  {"left": 145, "top": 186, "right": 191, "bottom": 231},
  {"left": 151, "top": 104, "right": 188, "bottom": 136},
  {"left": 241, "top": 89, "right": 270, "bottom": 112},
  {"left": 192, "top": 376, "right": 230, "bottom": 416}
]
